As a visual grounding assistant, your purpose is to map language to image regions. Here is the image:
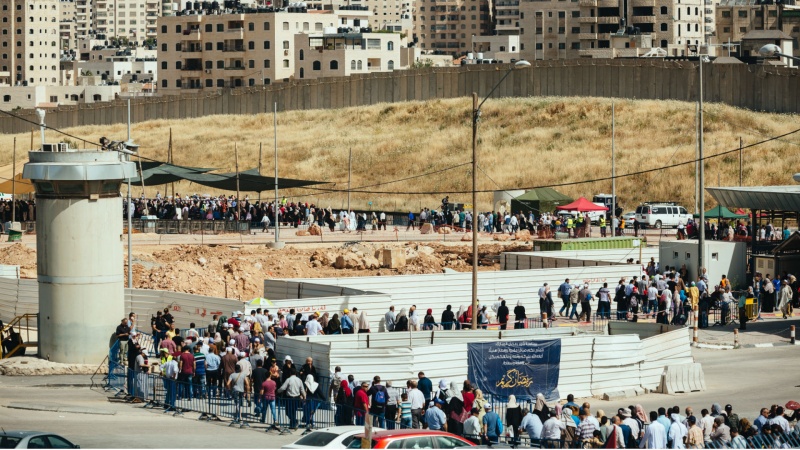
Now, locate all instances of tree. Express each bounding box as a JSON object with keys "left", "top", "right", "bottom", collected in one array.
[{"left": 411, "top": 58, "right": 434, "bottom": 69}]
